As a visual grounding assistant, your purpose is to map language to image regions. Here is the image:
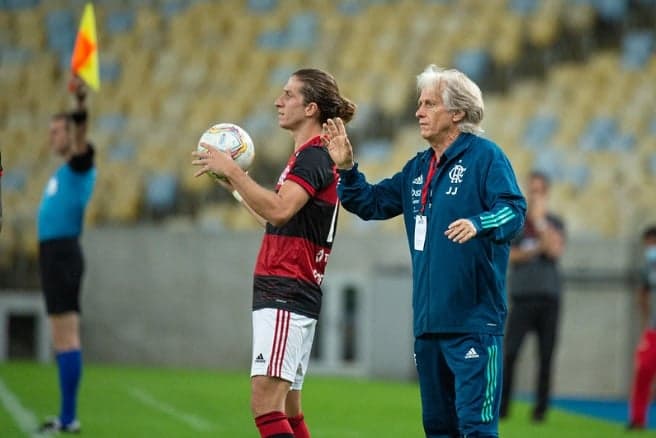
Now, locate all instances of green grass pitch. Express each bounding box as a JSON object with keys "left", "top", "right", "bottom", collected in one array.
[{"left": 0, "top": 362, "right": 650, "bottom": 437}]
